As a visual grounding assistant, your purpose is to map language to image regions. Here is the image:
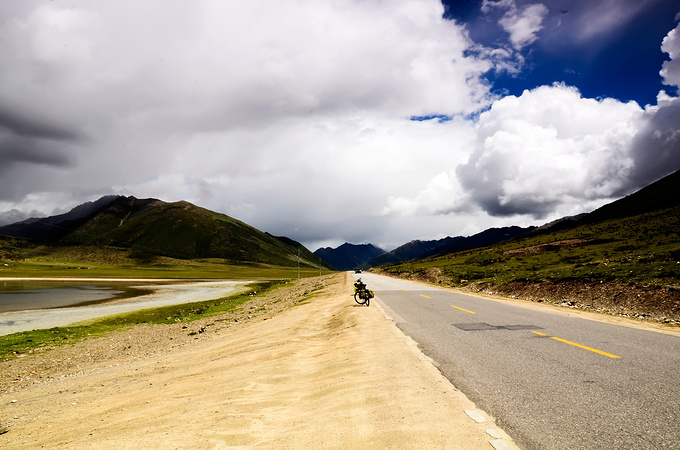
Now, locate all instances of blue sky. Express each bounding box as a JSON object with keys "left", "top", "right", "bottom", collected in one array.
[
  {"left": 443, "top": 0, "right": 679, "bottom": 106},
  {"left": 0, "top": 0, "right": 679, "bottom": 250}
]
